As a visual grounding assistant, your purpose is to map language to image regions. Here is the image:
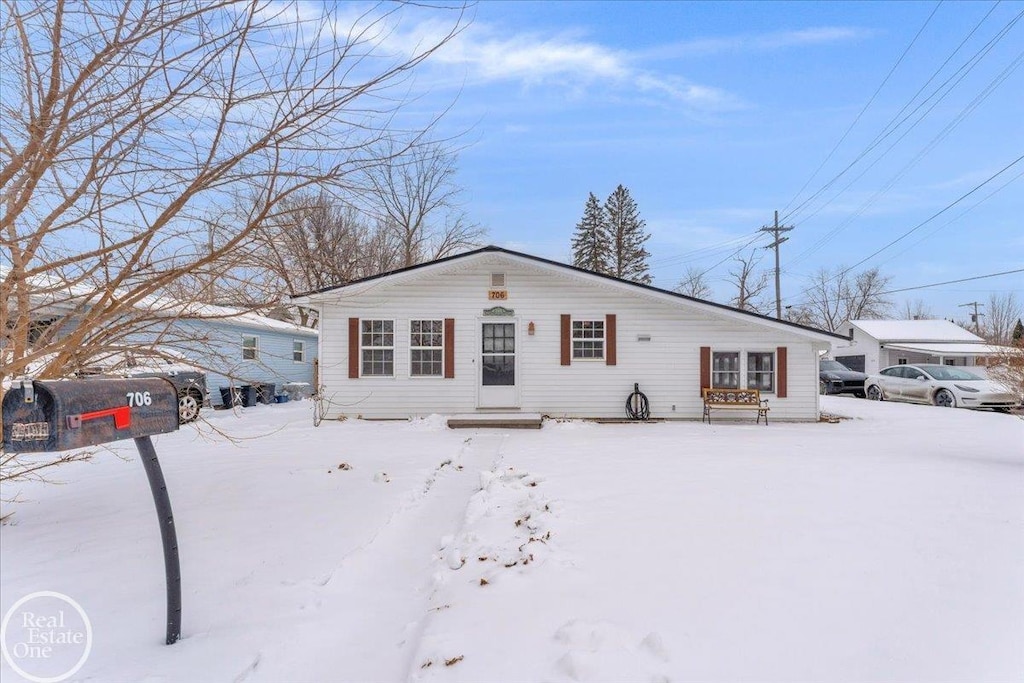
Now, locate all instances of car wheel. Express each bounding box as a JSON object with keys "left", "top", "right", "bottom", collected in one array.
[
  {"left": 855, "top": 390, "right": 866, "bottom": 398},
  {"left": 178, "top": 391, "right": 201, "bottom": 424},
  {"left": 866, "top": 384, "right": 883, "bottom": 401},
  {"left": 934, "top": 389, "right": 956, "bottom": 408}
]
